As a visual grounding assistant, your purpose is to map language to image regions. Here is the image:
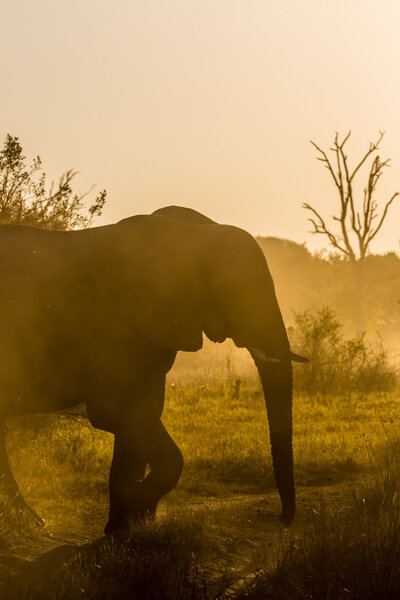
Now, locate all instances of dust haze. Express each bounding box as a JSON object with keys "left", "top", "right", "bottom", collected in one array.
[{"left": 1, "top": 1, "right": 400, "bottom": 598}]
